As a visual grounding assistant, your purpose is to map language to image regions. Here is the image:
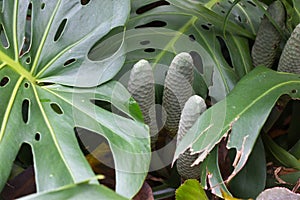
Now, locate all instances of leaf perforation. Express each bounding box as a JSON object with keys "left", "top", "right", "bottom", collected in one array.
[
  {"left": 30, "top": 0, "right": 62, "bottom": 74},
  {"left": 32, "top": 84, "right": 76, "bottom": 182},
  {"left": 41, "top": 85, "right": 145, "bottom": 148},
  {"left": 22, "top": 98, "right": 30, "bottom": 124},
  {"left": 42, "top": 86, "right": 114, "bottom": 131},
  {"left": 193, "top": 25, "right": 232, "bottom": 93},
  {"left": 54, "top": 18, "right": 67, "bottom": 42},
  {"left": 153, "top": 16, "right": 197, "bottom": 69},
  {"left": 235, "top": 3, "right": 256, "bottom": 34},
  {"left": 0, "top": 75, "right": 9, "bottom": 86},
  {"left": 35, "top": 132, "right": 41, "bottom": 141},
  {"left": 35, "top": 33, "right": 89, "bottom": 79}
]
